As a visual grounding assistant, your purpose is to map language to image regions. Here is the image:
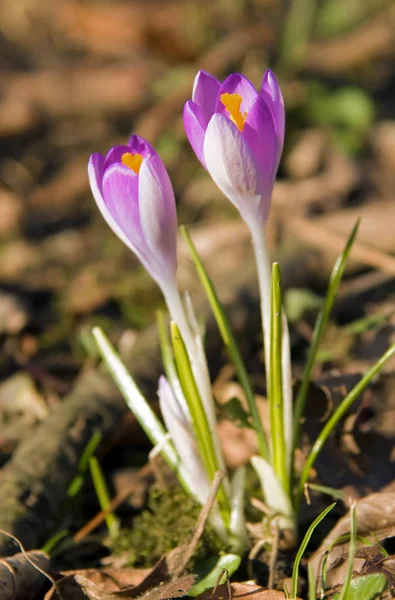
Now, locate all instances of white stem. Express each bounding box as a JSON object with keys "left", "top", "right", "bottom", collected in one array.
[
  {"left": 281, "top": 310, "right": 293, "bottom": 473},
  {"left": 249, "top": 220, "right": 272, "bottom": 382},
  {"left": 163, "top": 283, "right": 227, "bottom": 477},
  {"left": 249, "top": 220, "right": 293, "bottom": 469}
]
